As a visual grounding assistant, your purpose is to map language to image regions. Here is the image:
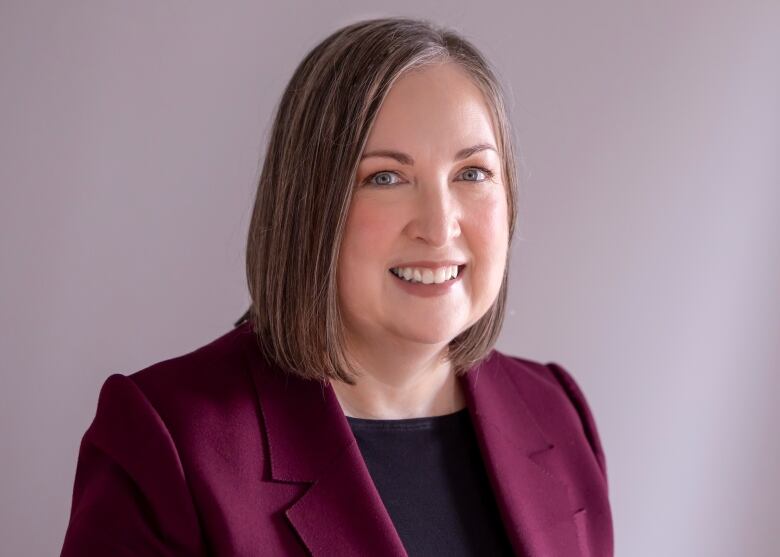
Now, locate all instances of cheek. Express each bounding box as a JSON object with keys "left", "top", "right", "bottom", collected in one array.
[
  {"left": 469, "top": 193, "right": 509, "bottom": 251},
  {"left": 339, "top": 199, "right": 397, "bottom": 273},
  {"left": 467, "top": 196, "right": 509, "bottom": 310}
]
